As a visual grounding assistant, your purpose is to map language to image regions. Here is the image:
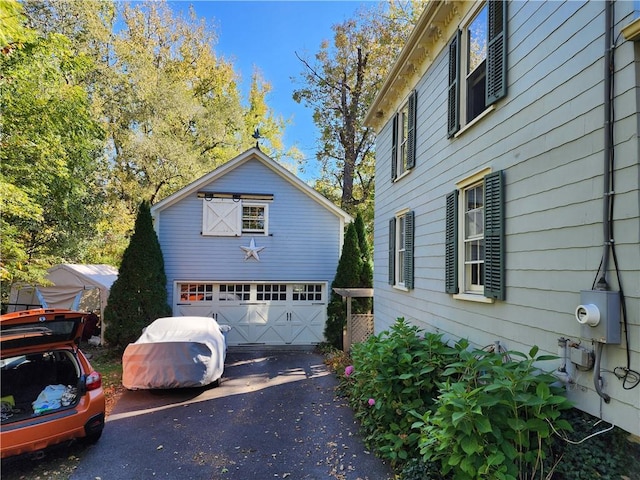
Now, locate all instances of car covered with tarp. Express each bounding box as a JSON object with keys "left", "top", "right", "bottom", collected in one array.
[{"left": 122, "top": 316, "right": 230, "bottom": 390}]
